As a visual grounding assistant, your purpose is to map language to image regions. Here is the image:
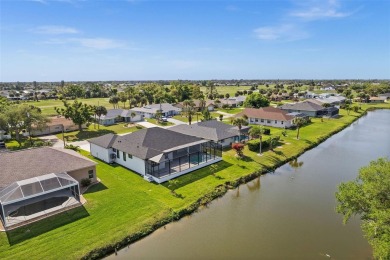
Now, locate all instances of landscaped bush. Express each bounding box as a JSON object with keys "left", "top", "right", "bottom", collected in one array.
[
  {"left": 81, "top": 178, "right": 91, "bottom": 187},
  {"left": 263, "top": 128, "right": 271, "bottom": 135},
  {"left": 247, "top": 139, "right": 270, "bottom": 152}
]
